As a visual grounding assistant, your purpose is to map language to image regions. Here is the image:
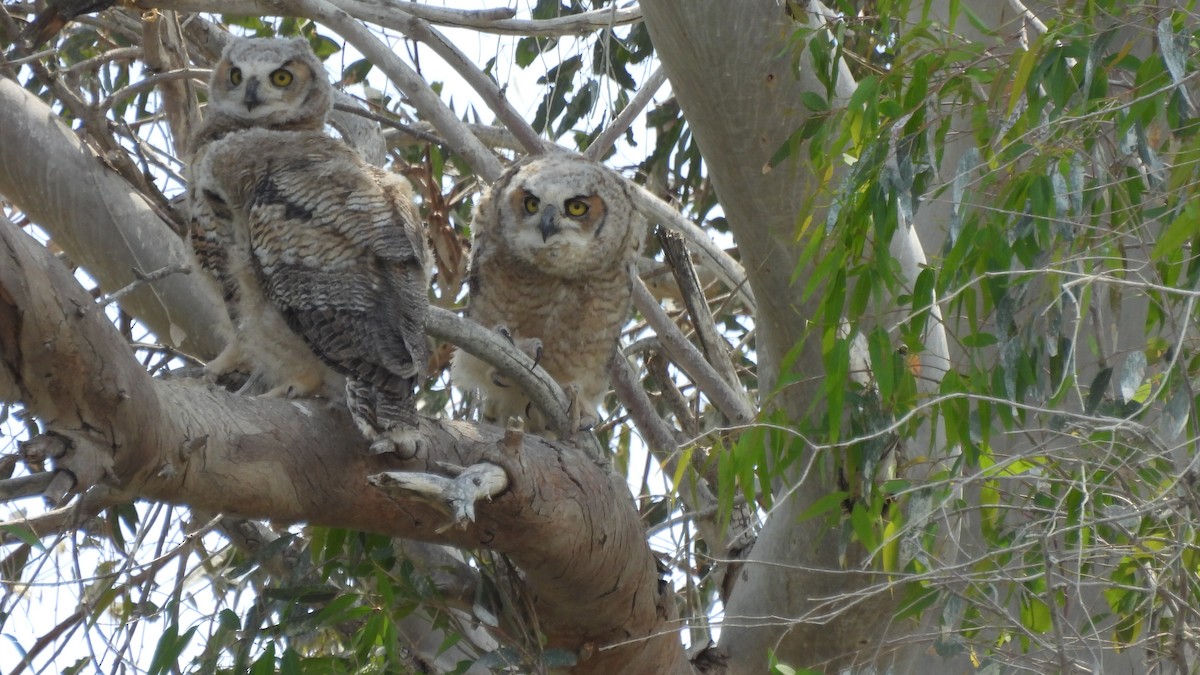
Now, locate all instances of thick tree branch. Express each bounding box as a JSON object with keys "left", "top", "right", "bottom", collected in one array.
[
  {"left": 0, "top": 217, "right": 692, "bottom": 674},
  {"left": 0, "top": 78, "right": 229, "bottom": 360}
]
